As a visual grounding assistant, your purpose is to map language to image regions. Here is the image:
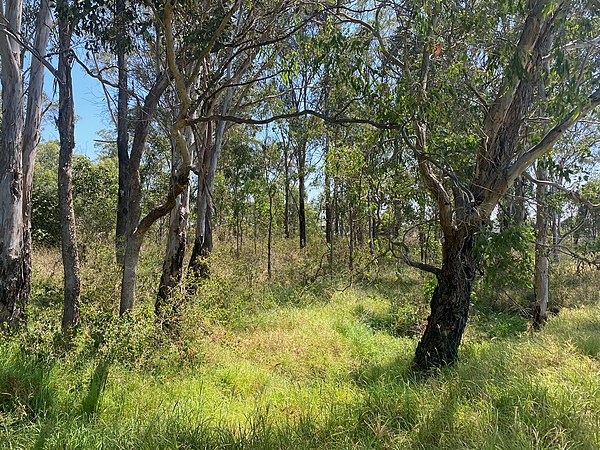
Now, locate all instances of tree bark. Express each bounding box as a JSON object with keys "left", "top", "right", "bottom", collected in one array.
[
  {"left": 156, "top": 141, "right": 190, "bottom": 320},
  {"left": 297, "top": 142, "right": 307, "bottom": 249},
  {"left": 22, "top": 0, "right": 52, "bottom": 307},
  {"left": 284, "top": 145, "right": 291, "bottom": 239},
  {"left": 115, "top": 0, "right": 129, "bottom": 266},
  {"left": 57, "top": 0, "right": 81, "bottom": 329},
  {"left": 119, "top": 74, "right": 170, "bottom": 314},
  {"left": 0, "top": 0, "right": 26, "bottom": 328},
  {"left": 267, "top": 190, "right": 273, "bottom": 278},
  {"left": 533, "top": 164, "right": 549, "bottom": 329},
  {"left": 413, "top": 229, "right": 475, "bottom": 370},
  {"left": 189, "top": 82, "right": 233, "bottom": 278}
]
